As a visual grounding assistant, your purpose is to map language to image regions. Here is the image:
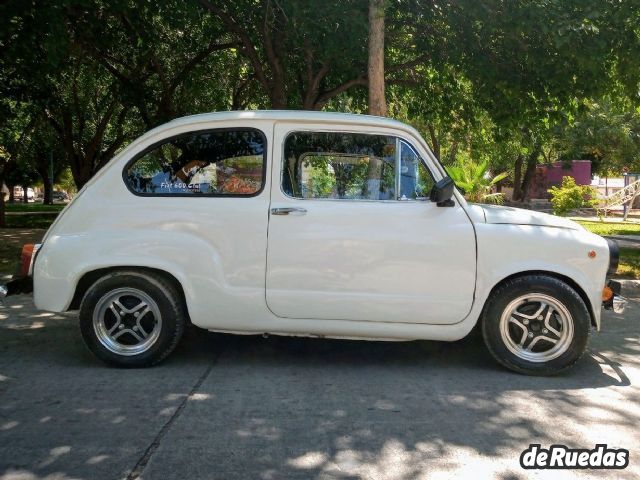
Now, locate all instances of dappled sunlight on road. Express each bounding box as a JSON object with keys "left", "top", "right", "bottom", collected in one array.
[{"left": 0, "top": 291, "right": 638, "bottom": 479}]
